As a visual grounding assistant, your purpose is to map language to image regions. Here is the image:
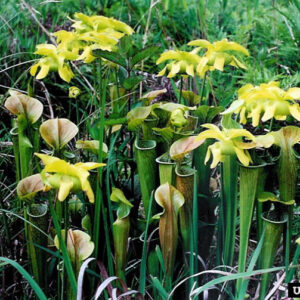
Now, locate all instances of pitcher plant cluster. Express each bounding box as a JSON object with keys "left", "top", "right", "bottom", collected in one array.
[{"left": 2, "top": 9, "right": 300, "bottom": 300}]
